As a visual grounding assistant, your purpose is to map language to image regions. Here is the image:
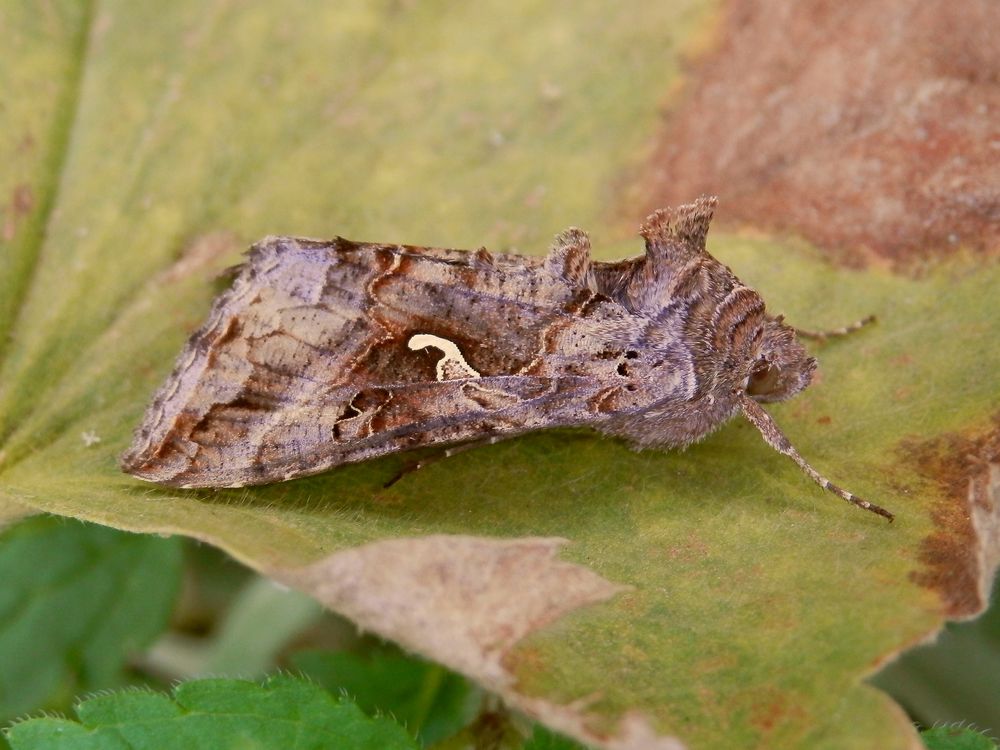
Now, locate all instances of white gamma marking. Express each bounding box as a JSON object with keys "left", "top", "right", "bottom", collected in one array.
[{"left": 408, "top": 333, "right": 482, "bottom": 381}]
